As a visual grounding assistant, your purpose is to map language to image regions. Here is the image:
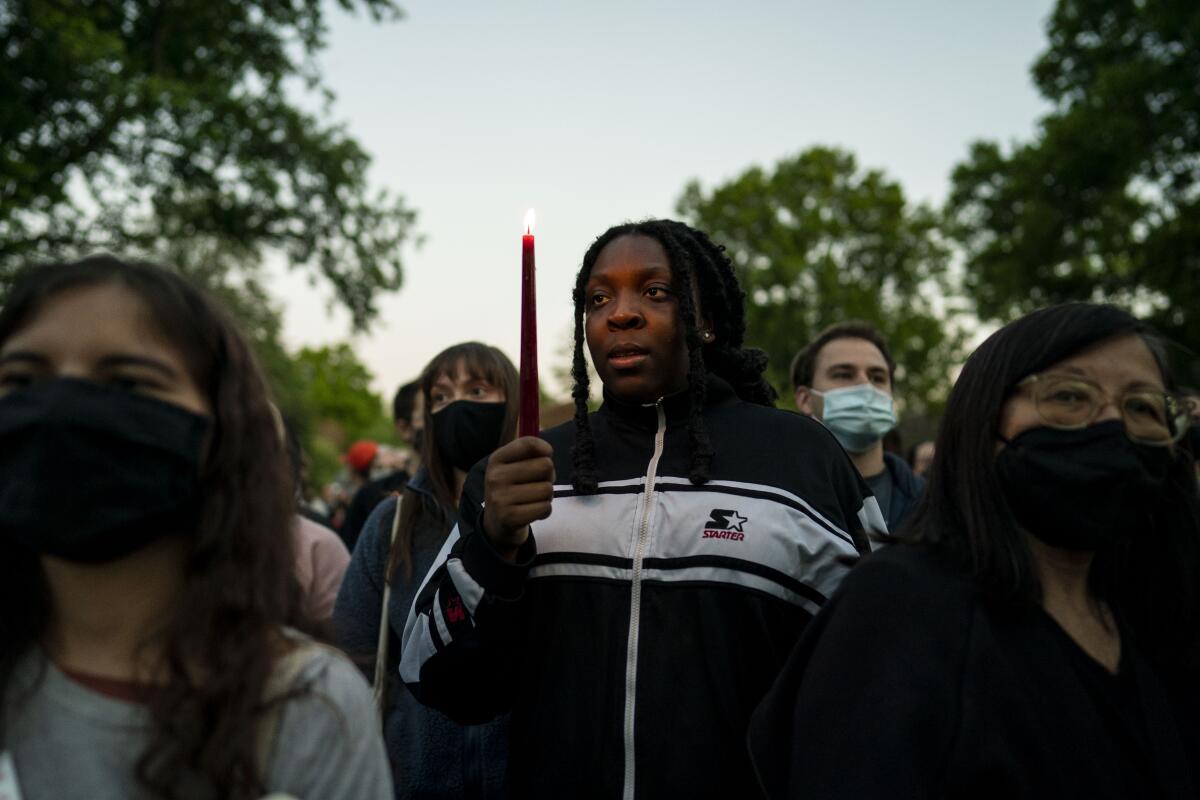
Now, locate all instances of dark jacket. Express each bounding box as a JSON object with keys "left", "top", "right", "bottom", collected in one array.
[
  {"left": 400, "top": 376, "right": 884, "bottom": 799},
  {"left": 882, "top": 451, "right": 925, "bottom": 532},
  {"left": 340, "top": 469, "right": 410, "bottom": 552},
  {"left": 748, "top": 544, "right": 1198, "bottom": 799},
  {"left": 333, "top": 469, "right": 508, "bottom": 799}
]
